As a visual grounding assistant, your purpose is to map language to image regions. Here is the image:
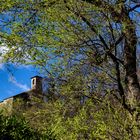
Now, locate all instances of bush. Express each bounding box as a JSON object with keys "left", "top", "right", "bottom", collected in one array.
[{"left": 0, "top": 113, "right": 56, "bottom": 140}]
